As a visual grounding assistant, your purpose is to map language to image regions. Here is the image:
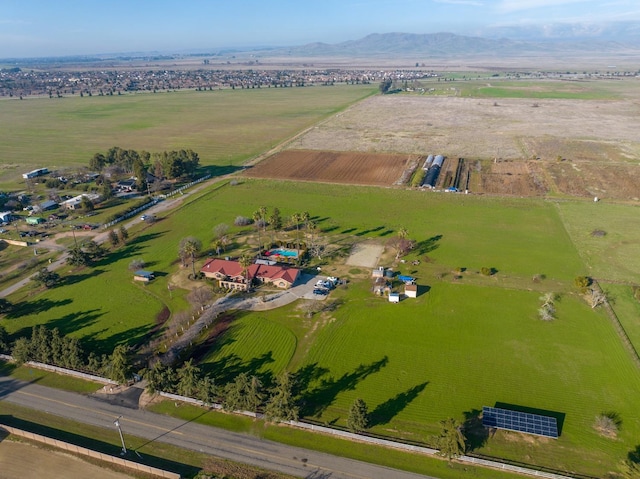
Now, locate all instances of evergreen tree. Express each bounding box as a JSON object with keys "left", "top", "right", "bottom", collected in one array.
[
  {"left": 105, "top": 344, "right": 131, "bottom": 384},
  {"left": 177, "top": 359, "right": 200, "bottom": 398},
  {"left": 264, "top": 371, "right": 299, "bottom": 422},
  {"left": 33, "top": 267, "right": 61, "bottom": 288},
  {"left": 108, "top": 229, "right": 120, "bottom": 247},
  {"left": 11, "top": 337, "right": 31, "bottom": 364},
  {"left": 197, "top": 375, "right": 216, "bottom": 405},
  {"left": 118, "top": 225, "right": 129, "bottom": 244},
  {"left": 347, "top": 398, "right": 369, "bottom": 432},
  {"left": 222, "top": 374, "right": 246, "bottom": 412},
  {"left": 67, "top": 246, "right": 92, "bottom": 266},
  {"left": 435, "top": 417, "right": 466, "bottom": 461},
  {"left": 0, "top": 324, "right": 9, "bottom": 354}
]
